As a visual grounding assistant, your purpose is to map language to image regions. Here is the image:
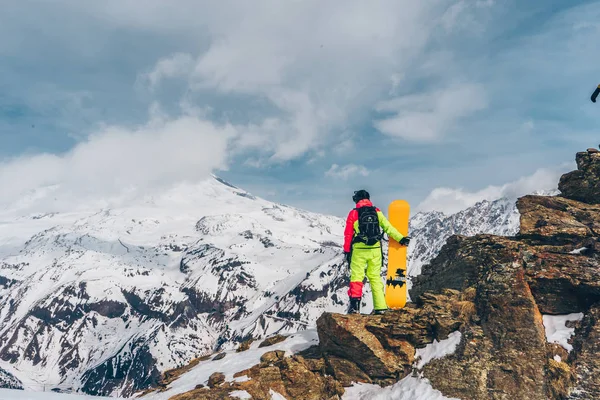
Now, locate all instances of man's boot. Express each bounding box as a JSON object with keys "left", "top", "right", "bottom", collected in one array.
[
  {"left": 371, "top": 308, "right": 388, "bottom": 315},
  {"left": 348, "top": 297, "right": 361, "bottom": 314}
]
